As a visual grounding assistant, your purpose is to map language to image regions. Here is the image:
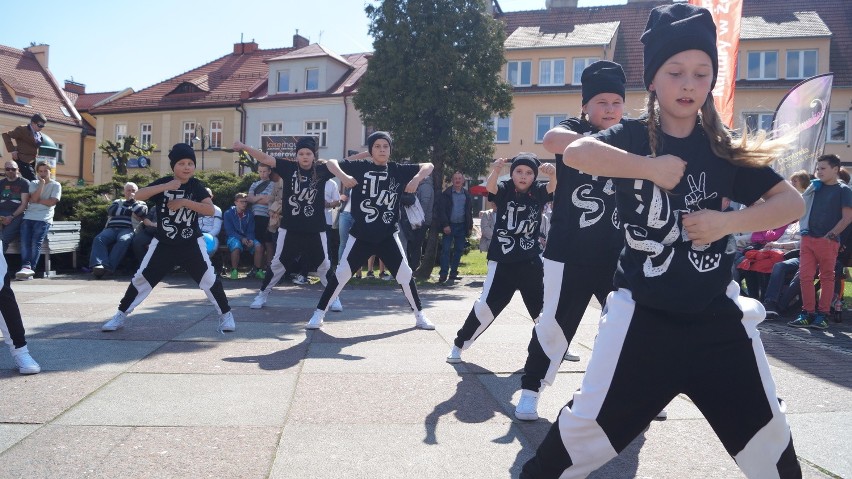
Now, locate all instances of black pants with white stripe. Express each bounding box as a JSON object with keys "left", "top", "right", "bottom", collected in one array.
[
  {"left": 453, "top": 257, "right": 543, "bottom": 349},
  {"left": 118, "top": 237, "right": 230, "bottom": 315},
  {"left": 260, "top": 228, "right": 330, "bottom": 292},
  {"left": 0, "top": 243, "right": 26, "bottom": 349},
  {"left": 521, "top": 283, "right": 802, "bottom": 478},
  {"left": 521, "top": 257, "right": 616, "bottom": 392},
  {"left": 316, "top": 232, "right": 421, "bottom": 312}
]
